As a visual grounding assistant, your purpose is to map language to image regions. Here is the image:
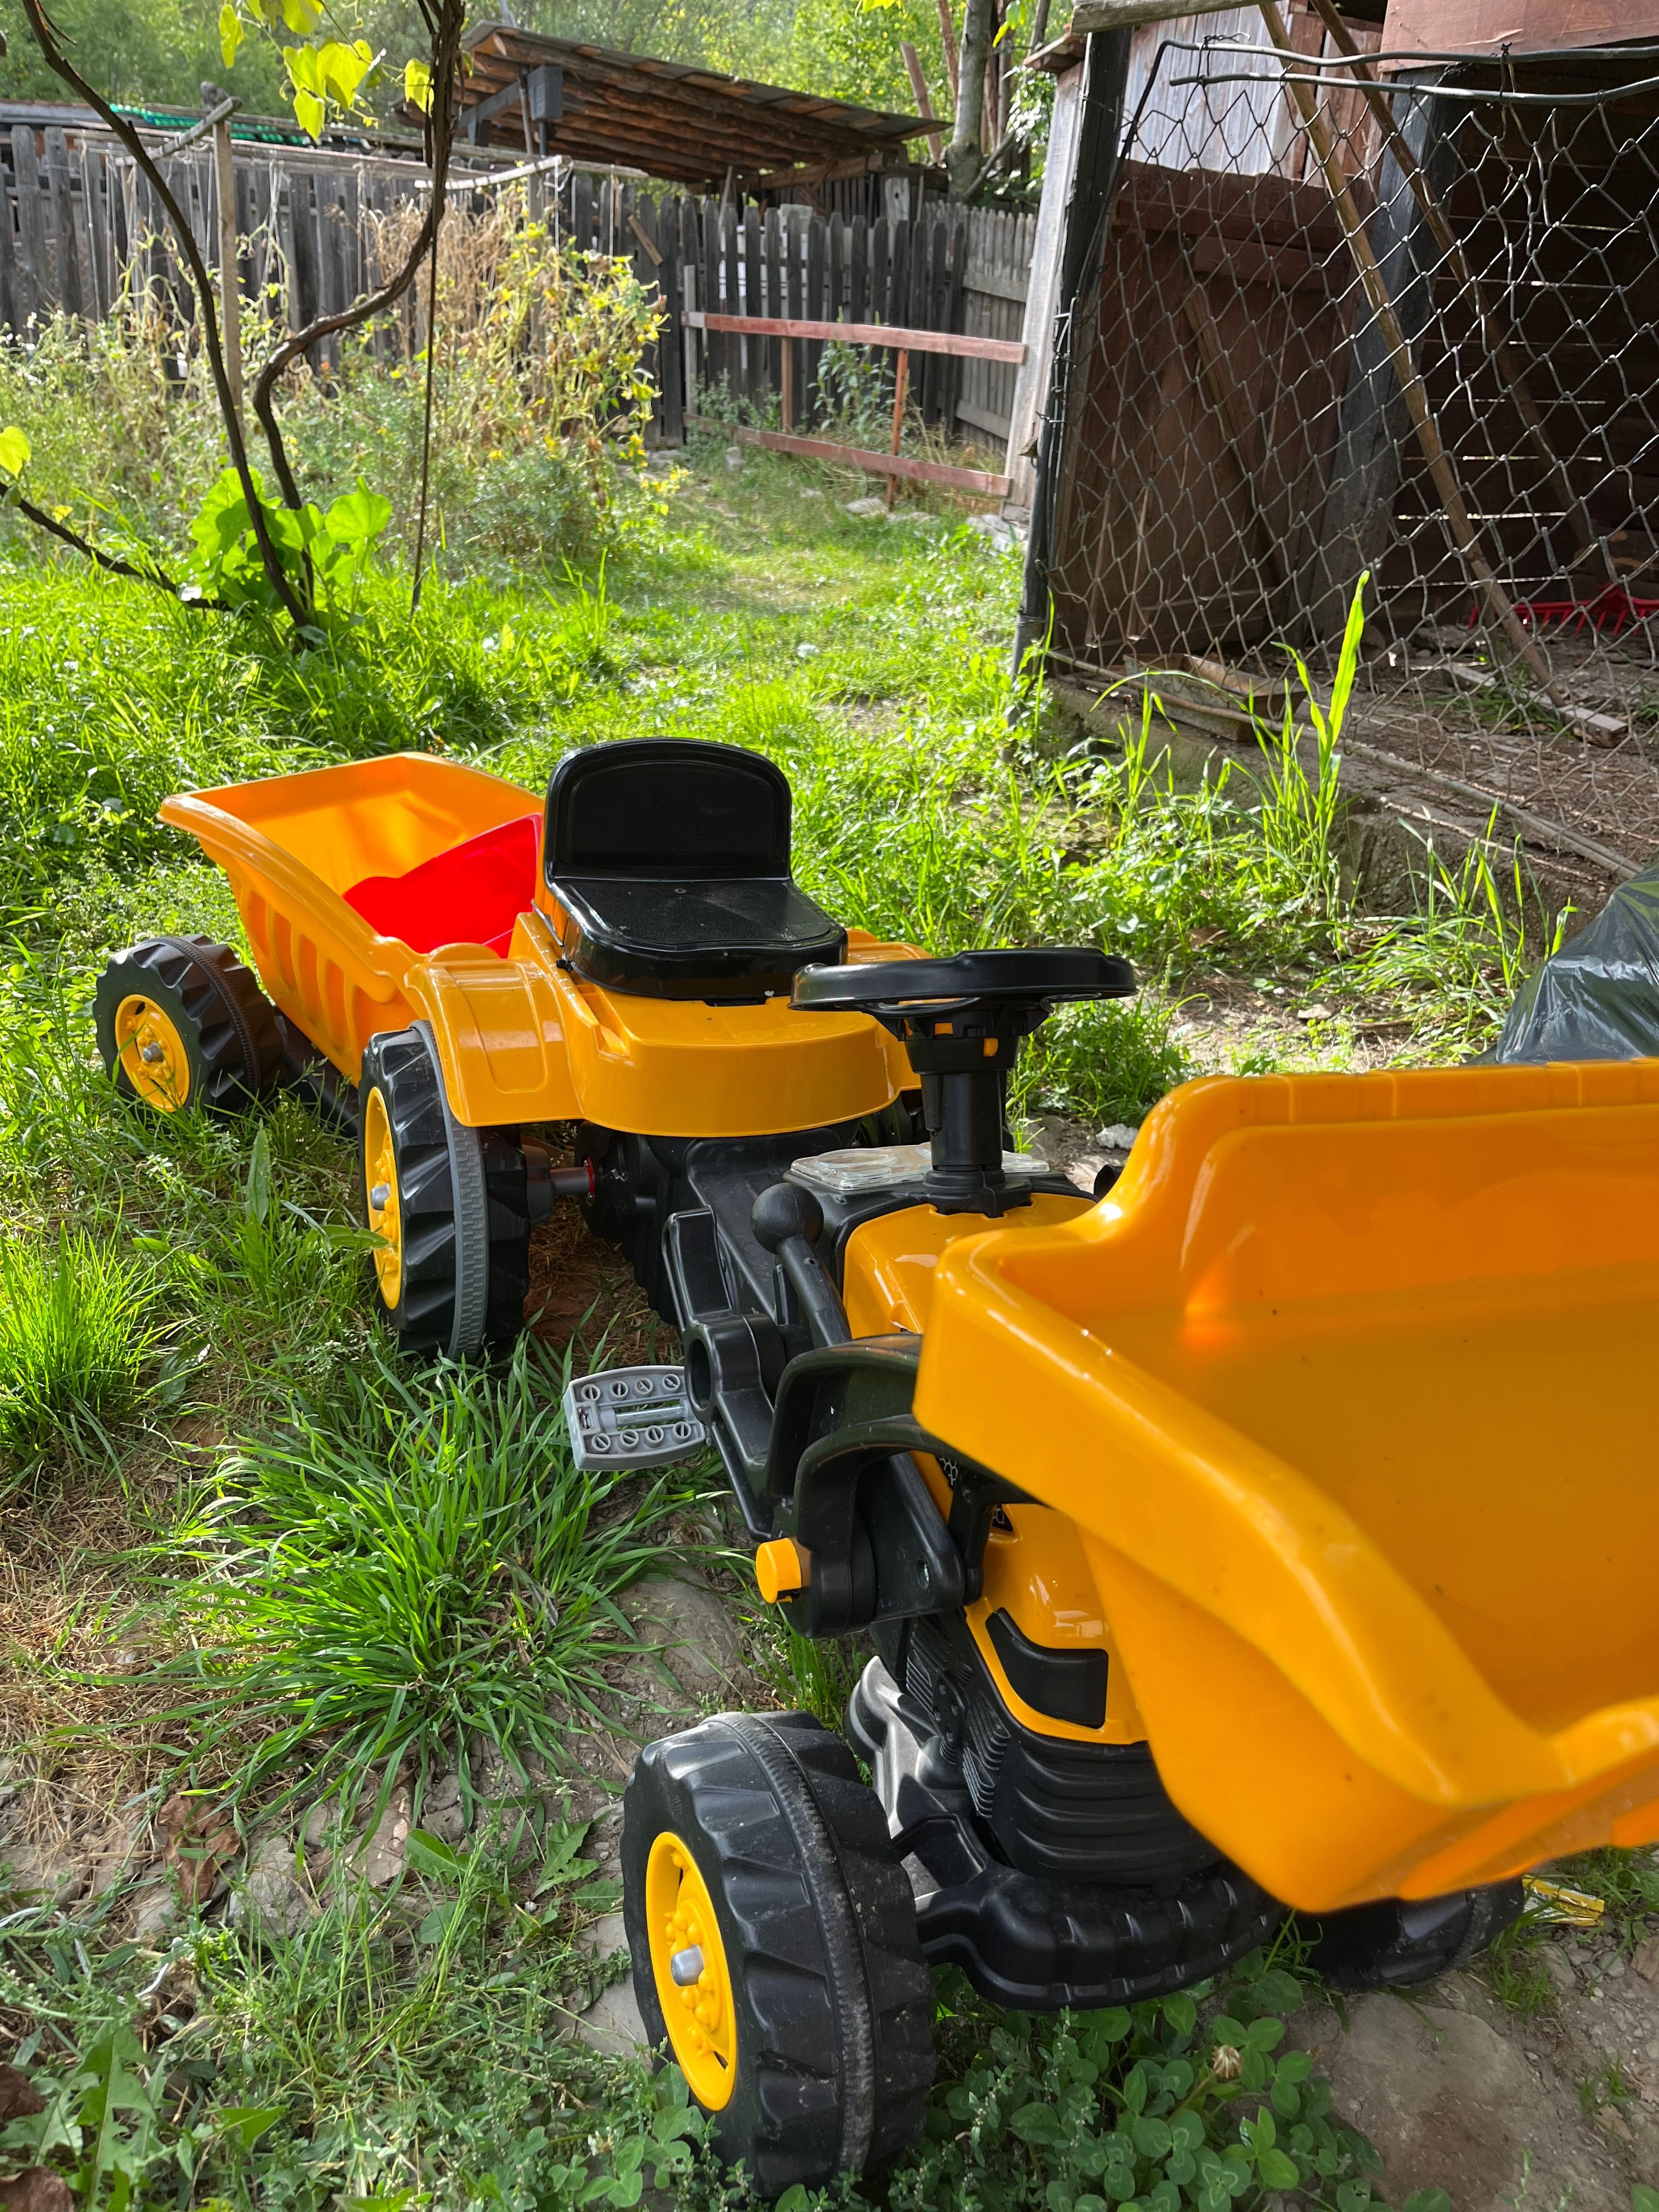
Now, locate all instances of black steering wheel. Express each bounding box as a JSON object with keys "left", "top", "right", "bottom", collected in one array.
[
  {"left": 792, "top": 947, "right": 1137, "bottom": 1216},
  {"left": 792, "top": 947, "right": 1135, "bottom": 1025}
]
